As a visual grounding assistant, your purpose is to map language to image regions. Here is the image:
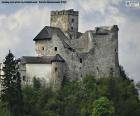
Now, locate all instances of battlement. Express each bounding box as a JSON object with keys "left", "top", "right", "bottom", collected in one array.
[
  {"left": 51, "top": 9, "right": 79, "bottom": 16},
  {"left": 94, "top": 25, "right": 119, "bottom": 35}
]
